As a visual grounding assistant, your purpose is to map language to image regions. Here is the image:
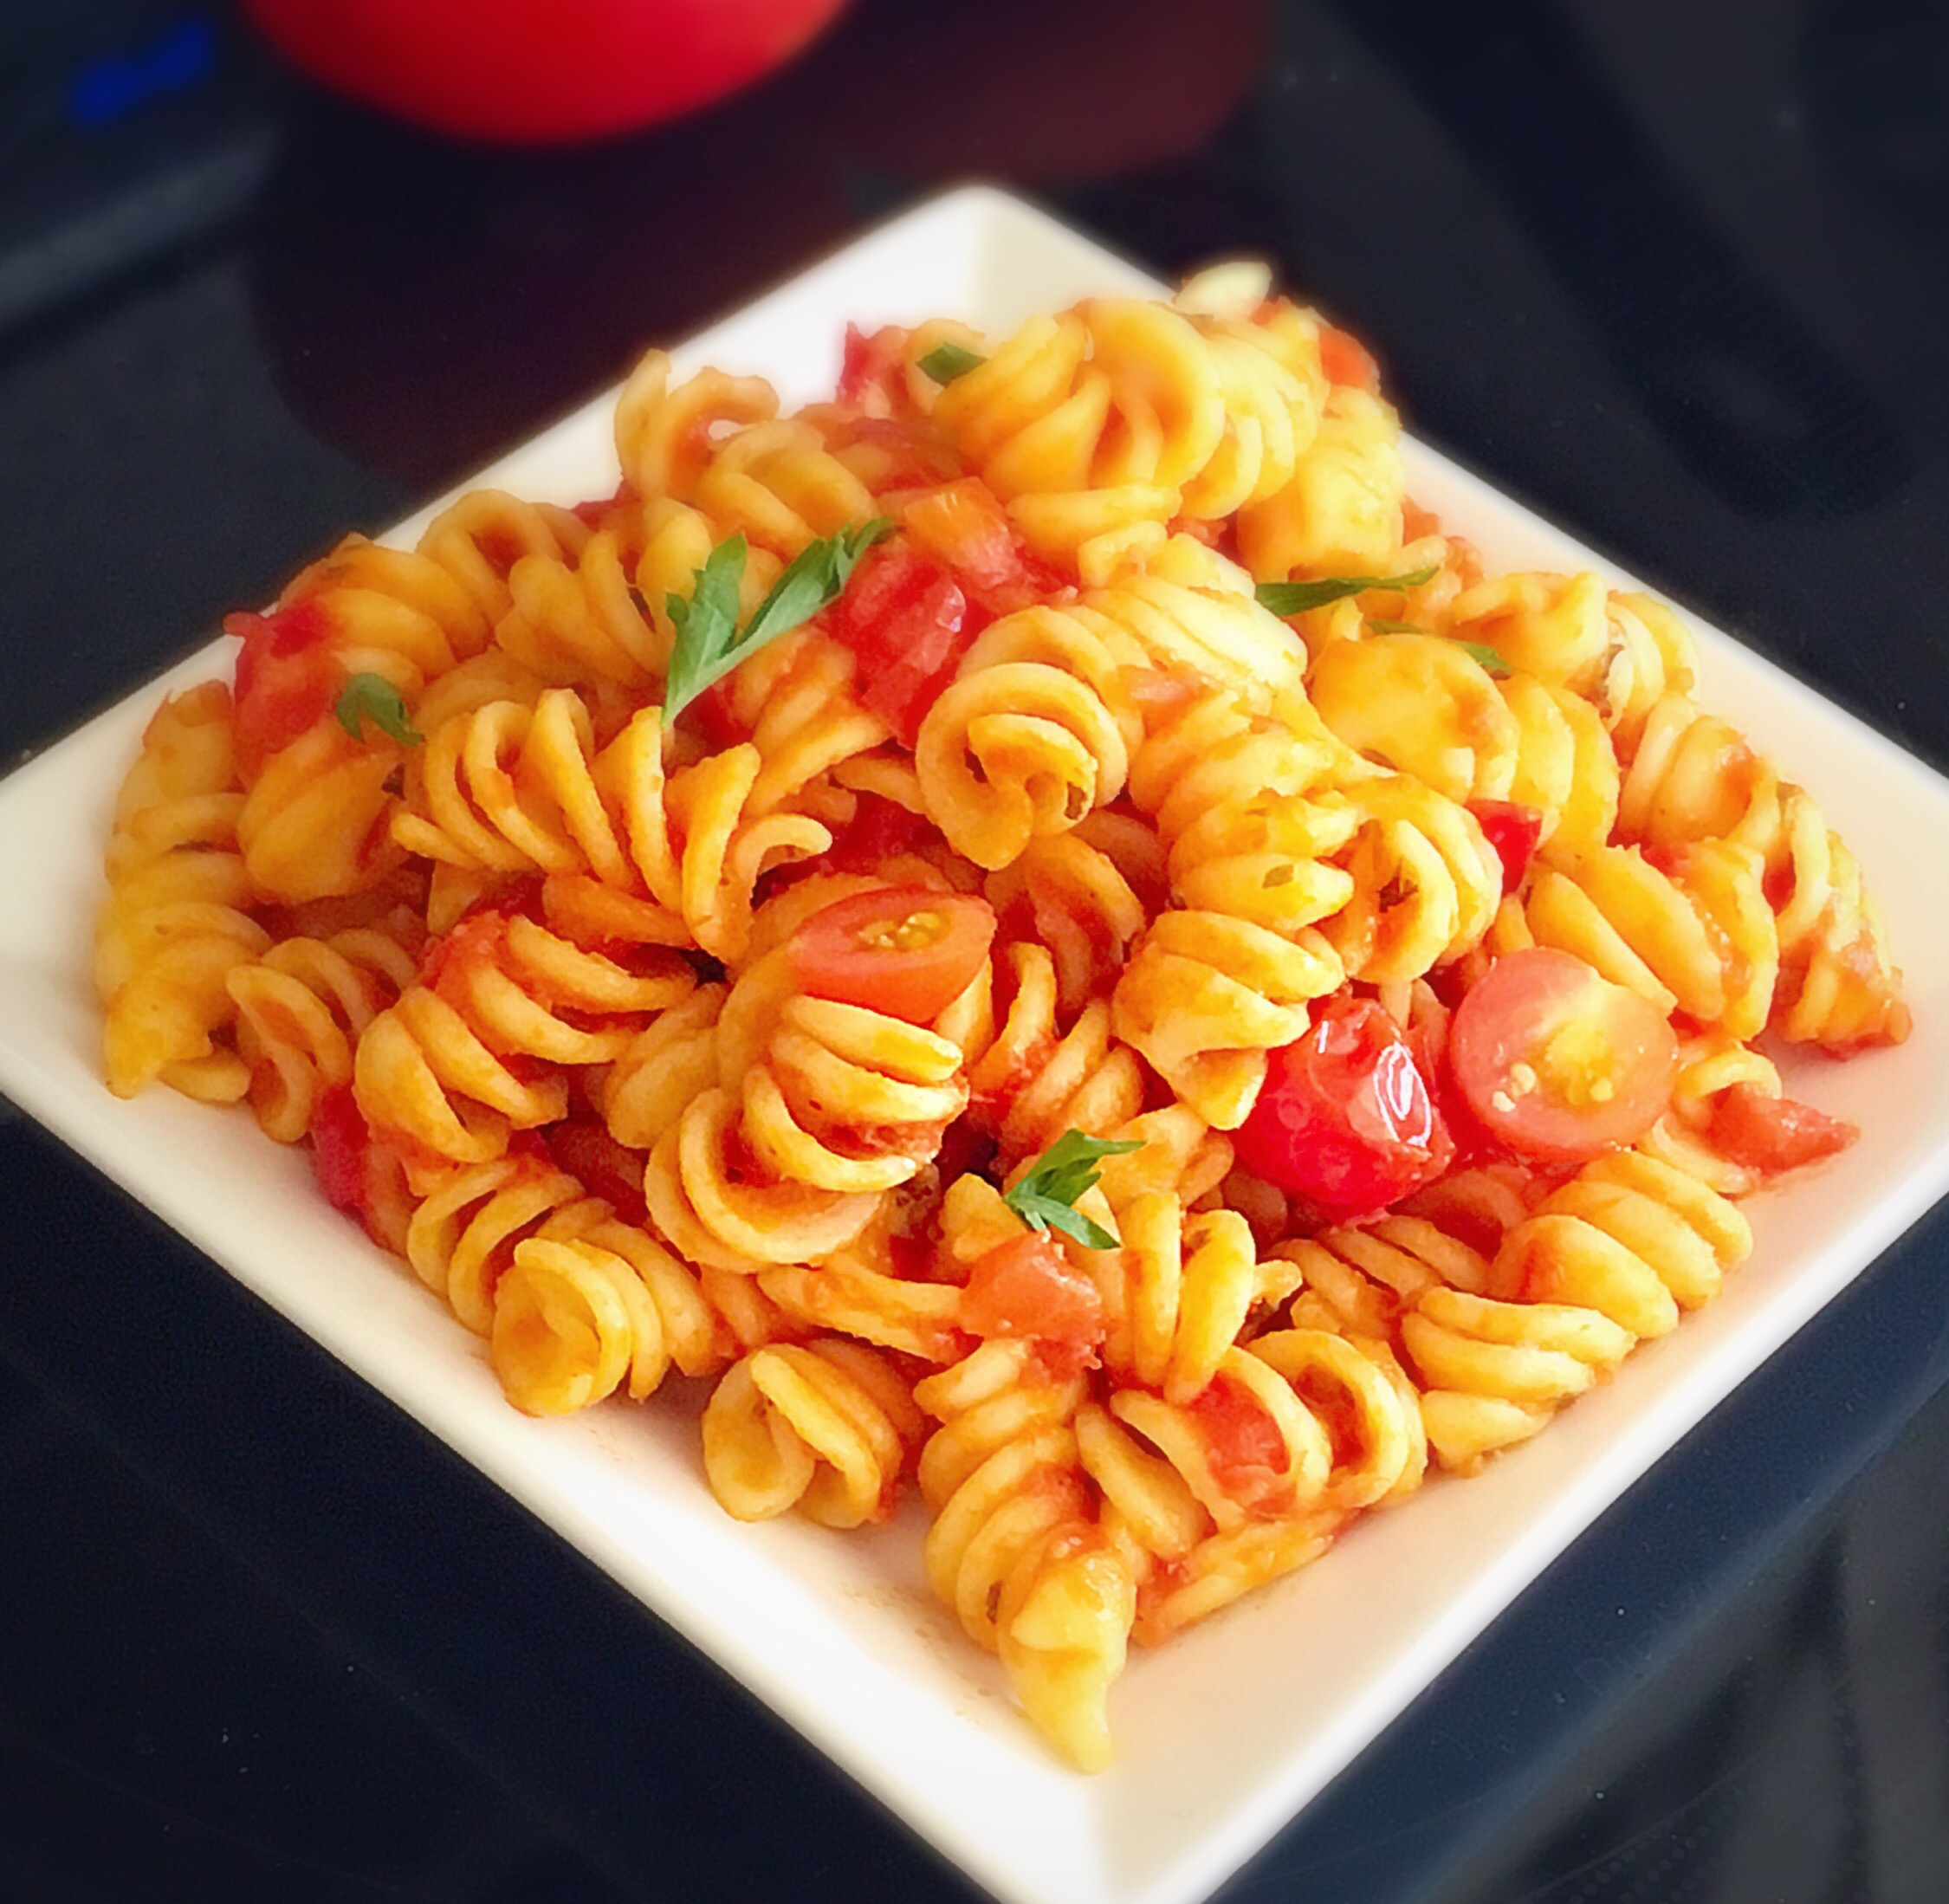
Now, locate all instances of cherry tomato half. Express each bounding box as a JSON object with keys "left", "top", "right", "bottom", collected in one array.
[
  {"left": 1449, "top": 948, "right": 1679, "bottom": 1164},
  {"left": 959, "top": 1230, "right": 1104, "bottom": 1351},
  {"left": 1707, "top": 1082, "right": 1857, "bottom": 1176},
  {"left": 241, "top": 0, "right": 852, "bottom": 144},
  {"left": 827, "top": 542, "right": 973, "bottom": 747},
  {"left": 1234, "top": 995, "right": 1454, "bottom": 1221},
  {"left": 1467, "top": 800, "right": 1544, "bottom": 897},
  {"left": 787, "top": 886, "right": 995, "bottom": 1024}
]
